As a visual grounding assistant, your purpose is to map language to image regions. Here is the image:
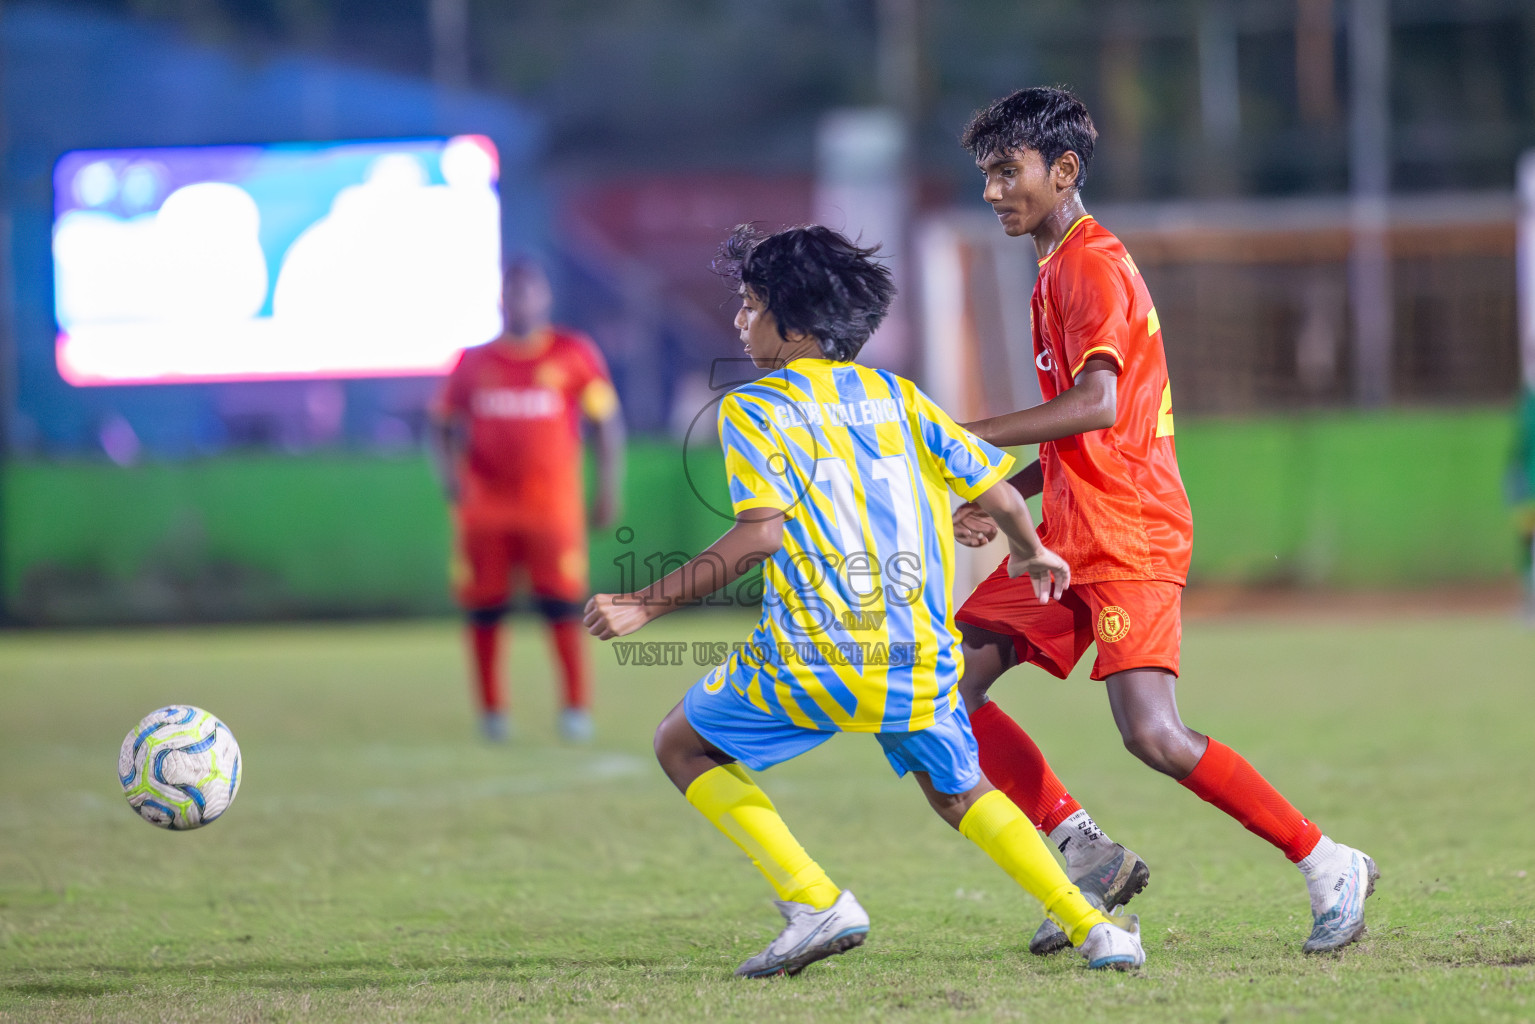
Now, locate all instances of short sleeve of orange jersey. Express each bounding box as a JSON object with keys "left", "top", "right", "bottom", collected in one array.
[
  {"left": 564, "top": 334, "right": 620, "bottom": 421},
  {"left": 1055, "top": 250, "right": 1133, "bottom": 379}
]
